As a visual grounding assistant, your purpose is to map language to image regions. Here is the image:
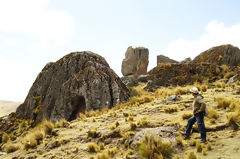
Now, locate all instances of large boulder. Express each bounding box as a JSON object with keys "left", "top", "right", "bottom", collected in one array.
[
  {"left": 121, "top": 46, "right": 149, "bottom": 76},
  {"left": 192, "top": 44, "right": 240, "bottom": 66},
  {"left": 157, "top": 55, "right": 178, "bottom": 65},
  {"left": 16, "top": 52, "right": 130, "bottom": 122}
]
